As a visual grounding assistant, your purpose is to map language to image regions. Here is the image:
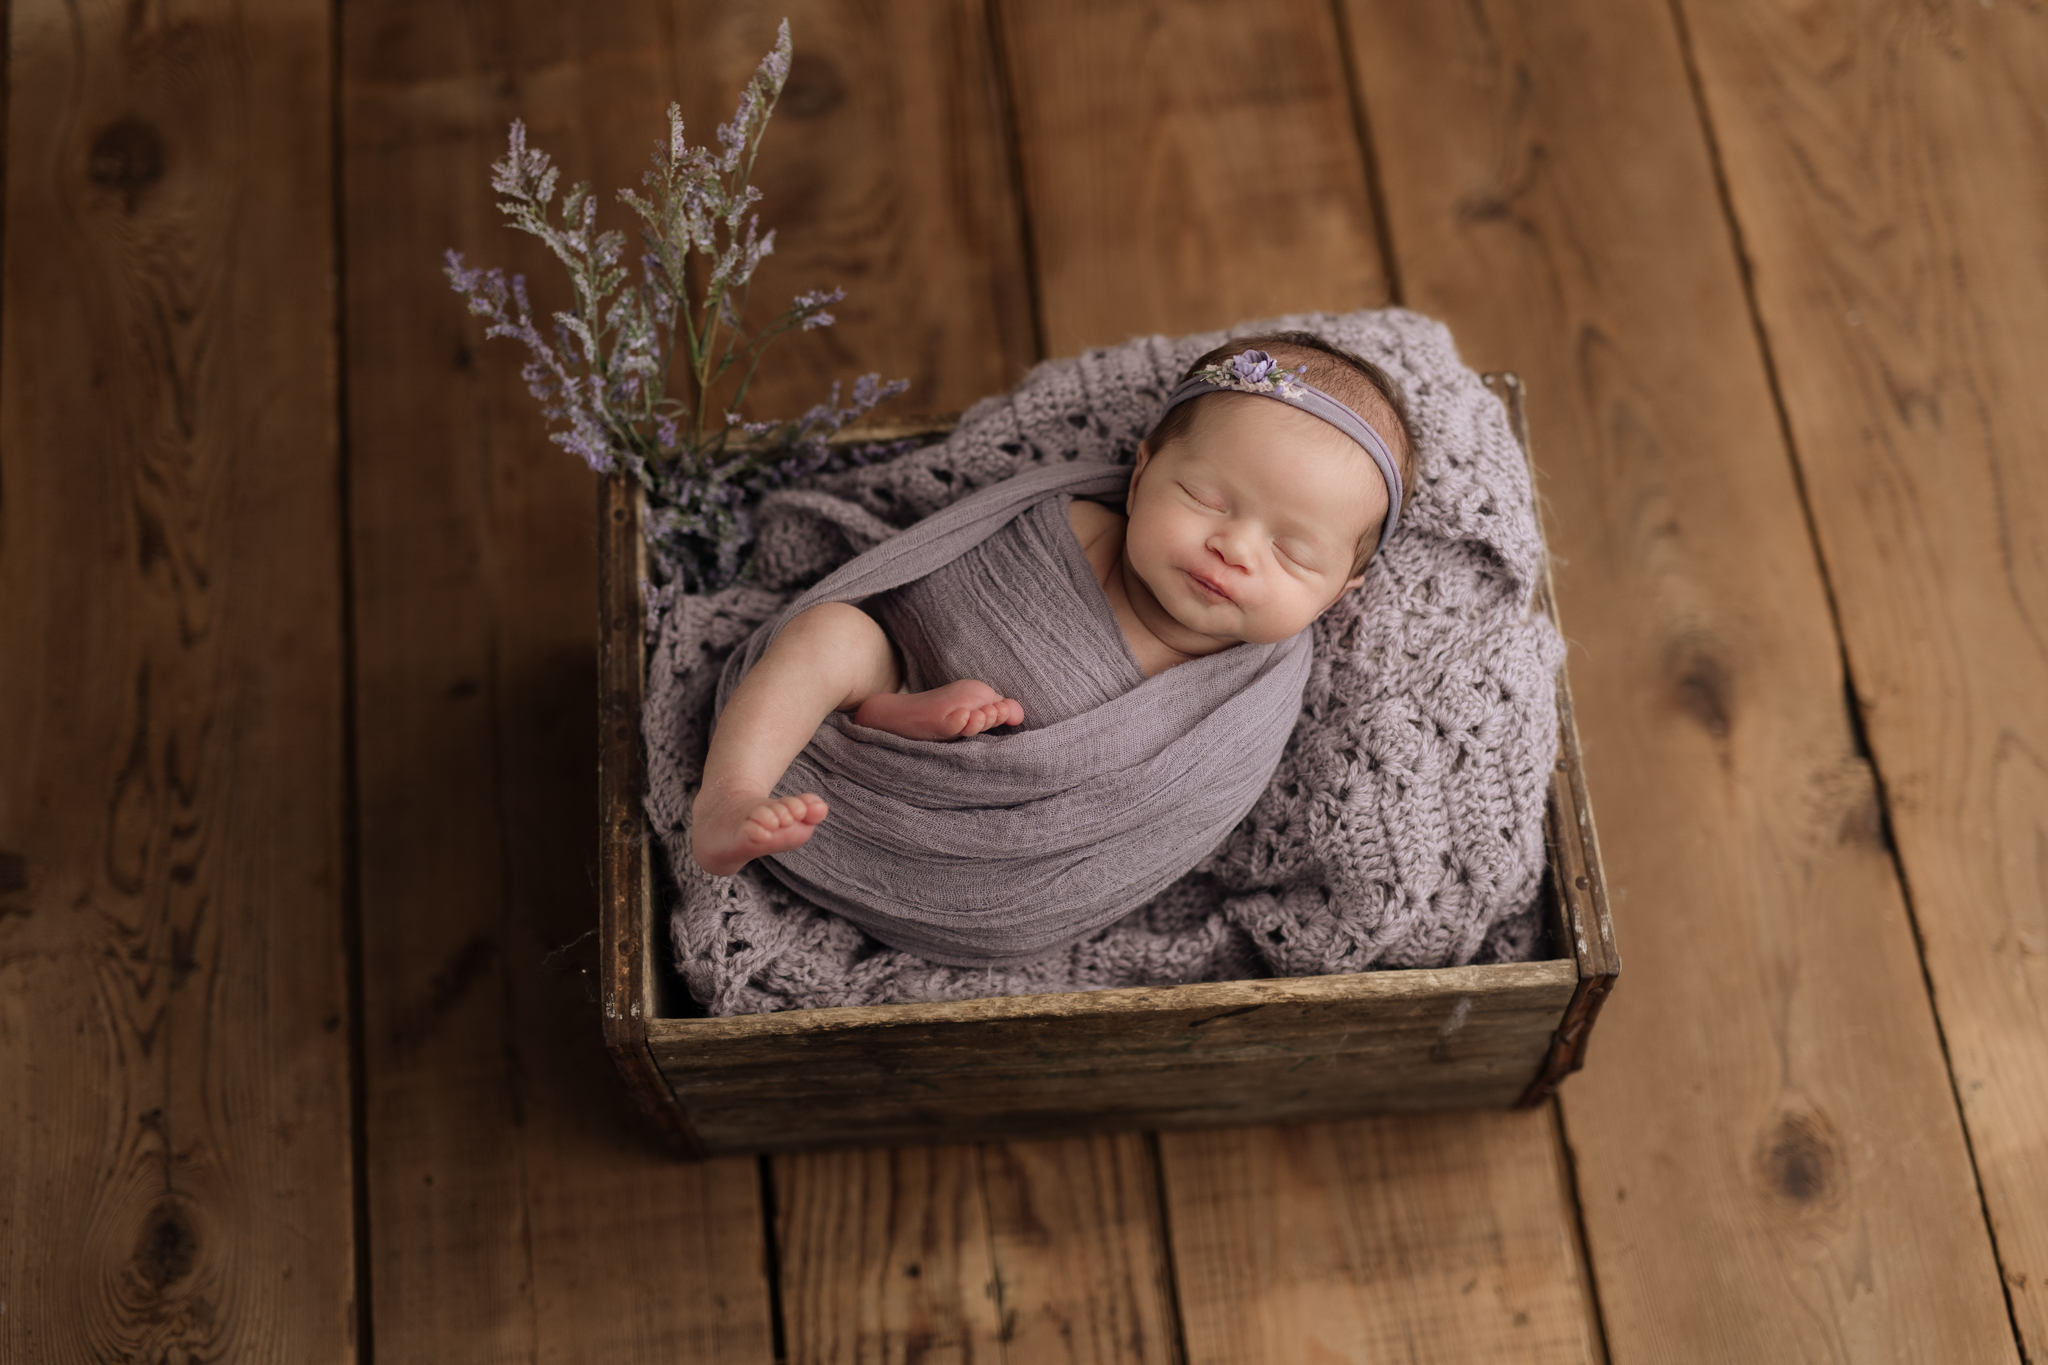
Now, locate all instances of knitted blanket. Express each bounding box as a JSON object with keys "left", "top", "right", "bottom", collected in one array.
[
  {"left": 718, "top": 463, "right": 1312, "bottom": 966},
  {"left": 644, "top": 307, "right": 1565, "bottom": 1015}
]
